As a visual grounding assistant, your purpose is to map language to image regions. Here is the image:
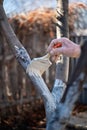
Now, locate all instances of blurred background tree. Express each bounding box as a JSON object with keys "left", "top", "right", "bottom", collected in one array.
[{"left": 3, "top": 0, "right": 87, "bottom": 17}]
